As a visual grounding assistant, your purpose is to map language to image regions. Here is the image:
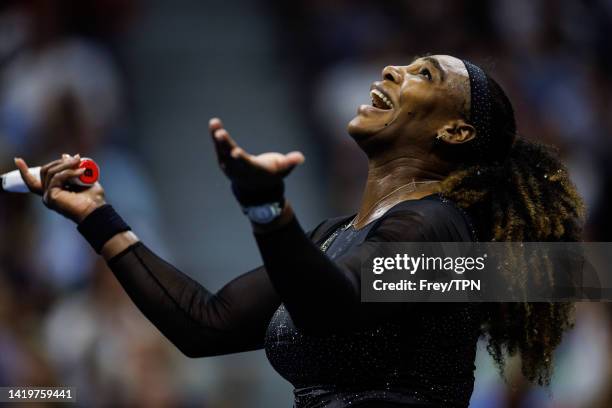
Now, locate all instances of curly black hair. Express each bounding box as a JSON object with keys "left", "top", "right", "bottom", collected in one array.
[{"left": 438, "top": 74, "right": 585, "bottom": 385}]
